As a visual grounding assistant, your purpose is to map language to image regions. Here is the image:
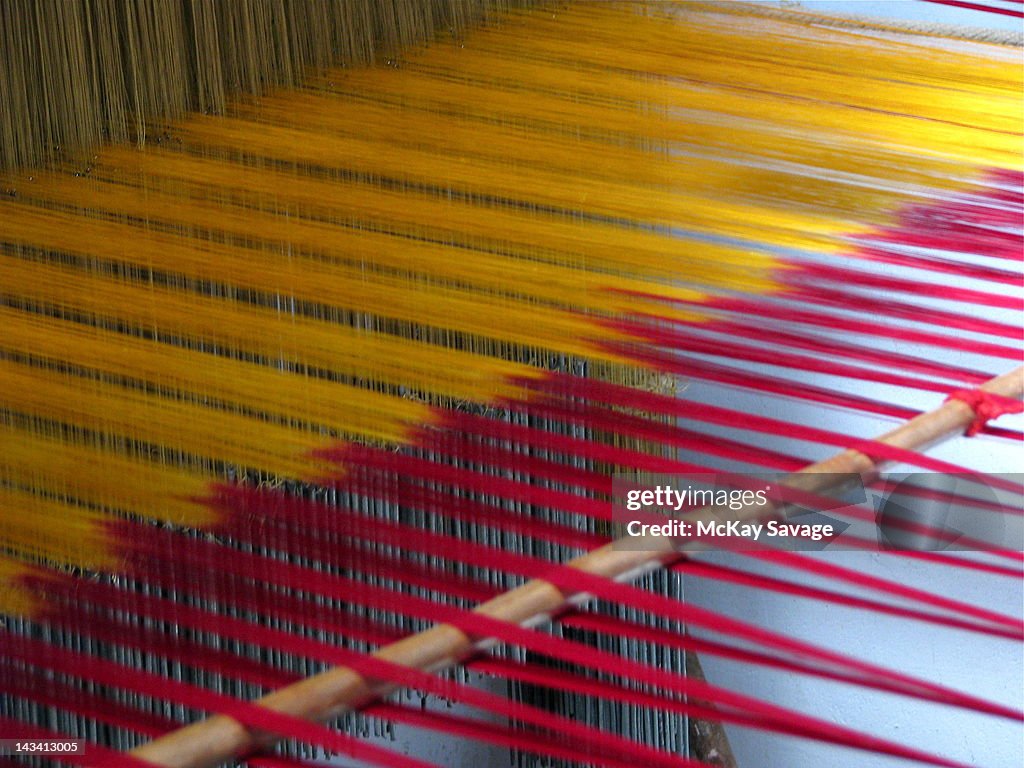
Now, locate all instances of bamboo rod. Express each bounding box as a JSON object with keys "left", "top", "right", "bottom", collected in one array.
[{"left": 130, "top": 365, "right": 1024, "bottom": 768}]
